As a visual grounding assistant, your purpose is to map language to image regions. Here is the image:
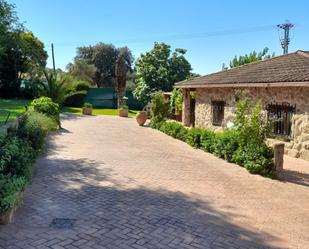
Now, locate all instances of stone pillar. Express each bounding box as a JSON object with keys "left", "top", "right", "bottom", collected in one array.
[
  {"left": 182, "top": 89, "right": 191, "bottom": 127},
  {"left": 274, "top": 143, "right": 285, "bottom": 171}
]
